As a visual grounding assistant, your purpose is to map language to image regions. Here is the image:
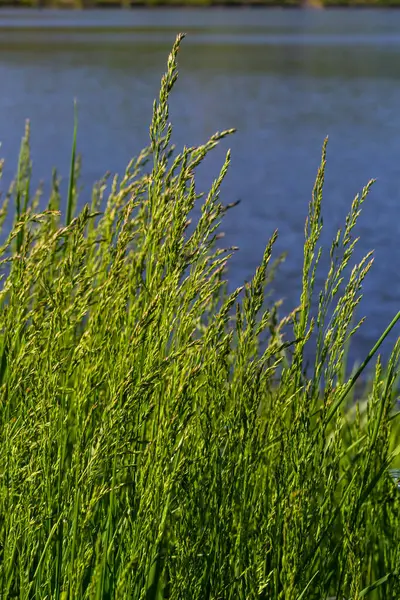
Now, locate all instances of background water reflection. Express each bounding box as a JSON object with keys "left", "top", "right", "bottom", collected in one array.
[{"left": 1, "top": 8, "right": 400, "bottom": 364}]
